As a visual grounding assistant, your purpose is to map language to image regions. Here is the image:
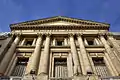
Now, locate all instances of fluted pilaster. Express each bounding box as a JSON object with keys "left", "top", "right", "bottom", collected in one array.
[
  {"left": 108, "top": 36, "right": 120, "bottom": 61},
  {"left": 100, "top": 35, "right": 120, "bottom": 75}
]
